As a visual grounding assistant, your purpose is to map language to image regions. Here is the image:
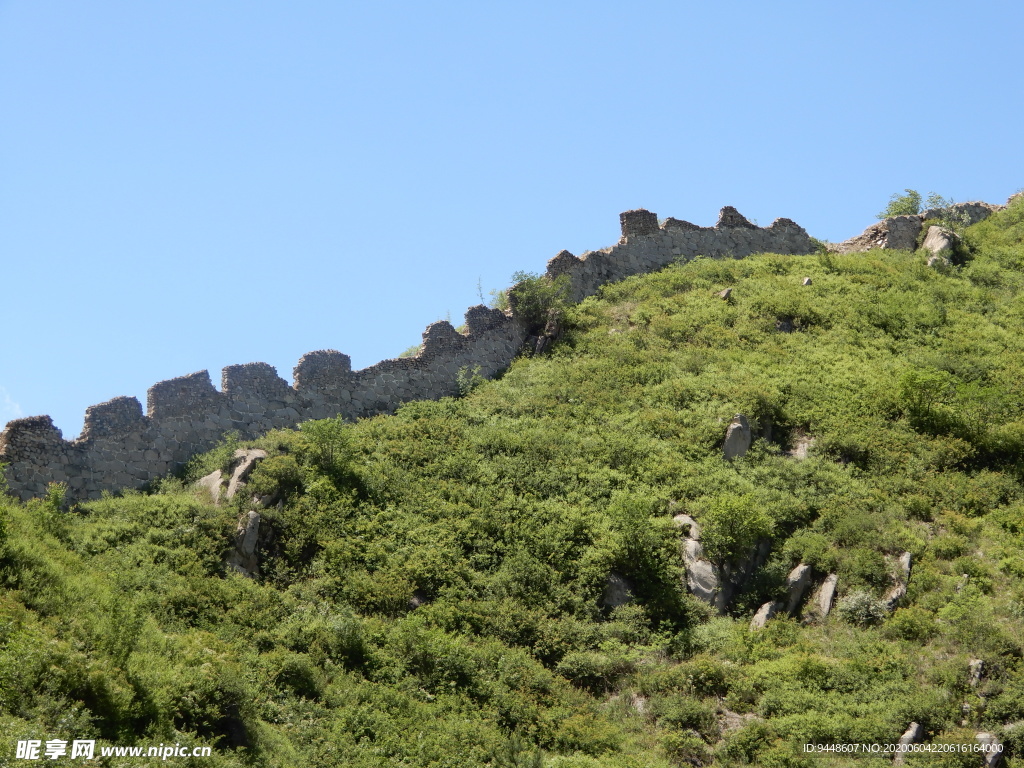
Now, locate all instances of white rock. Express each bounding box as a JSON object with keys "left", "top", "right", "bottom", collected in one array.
[
  {"left": 237, "top": 510, "right": 260, "bottom": 557},
  {"left": 893, "top": 722, "right": 923, "bottom": 766},
  {"left": 723, "top": 414, "right": 752, "bottom": 460},
  {"left": 785, "top": 564, "right": 813, "bottom": 615},
  {"left": 923, "top": 225, "right": 958, "bottom": 256},
  {"left": 225, "top": 448, "right": 268, "bottom": 500},
  {"left": 197, "top": 469, "right": 223, "bottom": 505},
  {"left": 750, "top": 601, "right": 779, "bottom": 630},
  {"left": 969, "top": 659, "right": 984, "bottom": 688},
  {"left": 815, "top": 573, "right": 839, "bottom": 618}
]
